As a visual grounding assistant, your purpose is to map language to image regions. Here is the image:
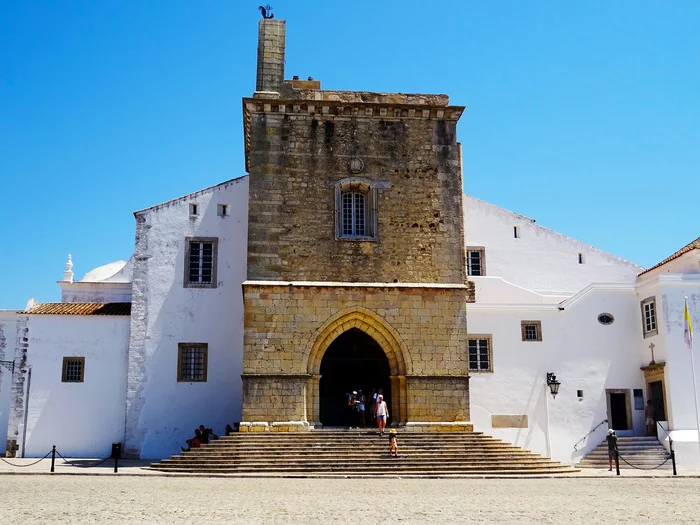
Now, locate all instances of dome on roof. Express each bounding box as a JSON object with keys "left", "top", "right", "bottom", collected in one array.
[{"left": 80, "top": 260, "right": 130, "bottom": 283}]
